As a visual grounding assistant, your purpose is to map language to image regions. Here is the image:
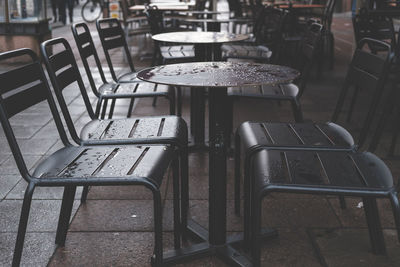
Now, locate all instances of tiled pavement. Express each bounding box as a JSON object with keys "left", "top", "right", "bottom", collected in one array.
[{"left": 1, "top": 3, "right": 400, "bottom": 267}]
